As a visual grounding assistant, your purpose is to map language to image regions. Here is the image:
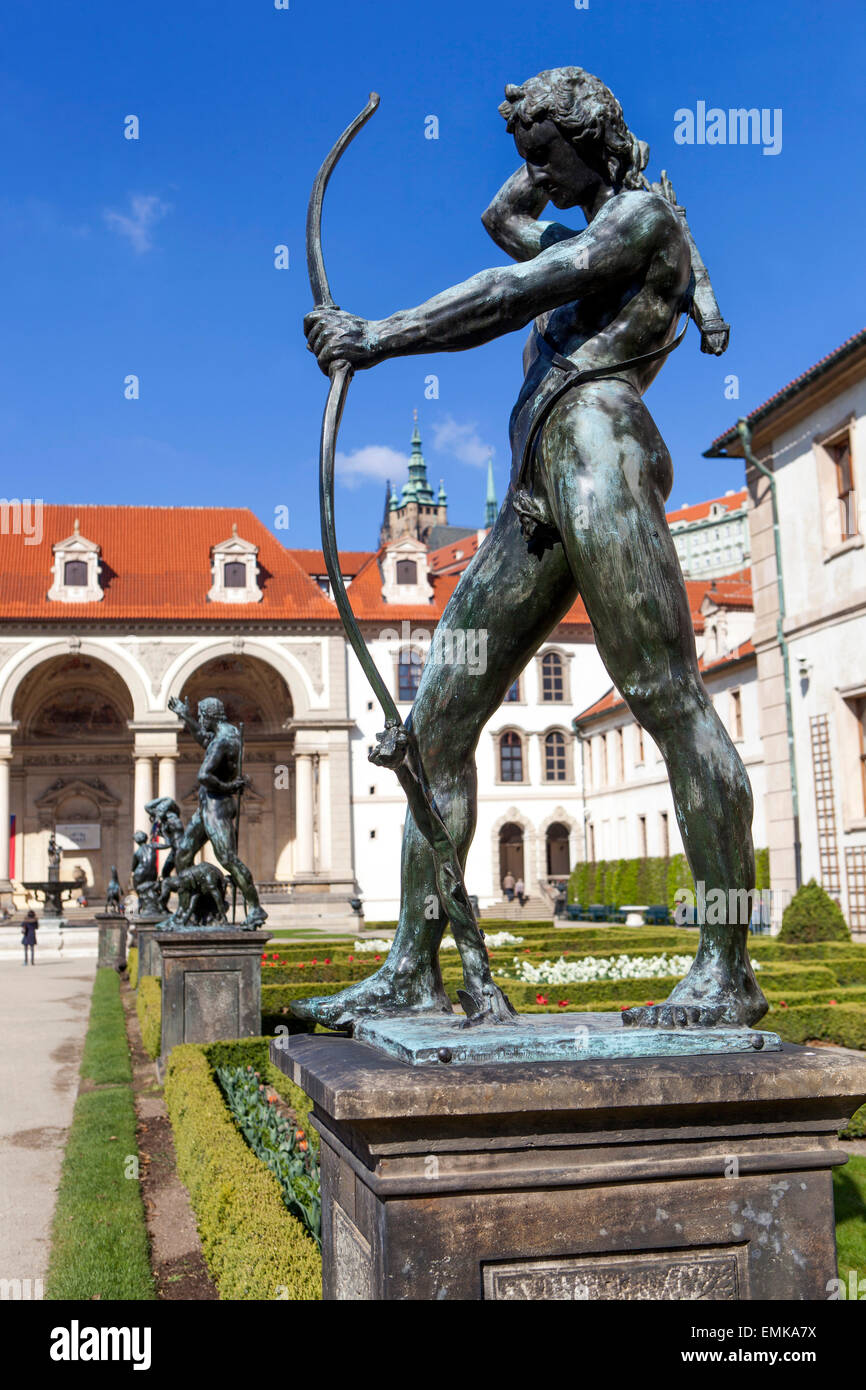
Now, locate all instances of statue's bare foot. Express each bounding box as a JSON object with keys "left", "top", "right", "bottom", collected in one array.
[
  {"left": 457, "top": 982, "right": 518, "bottom": 1028},
  {"left": 242, "top": 906, "right": 268, "bottom": 930},
  {"left": 290, "top": 959, "right": 452, "bottom": 1032},
  {"left": 622, "top": 952, "right": 767, "bottom": 1029}
]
